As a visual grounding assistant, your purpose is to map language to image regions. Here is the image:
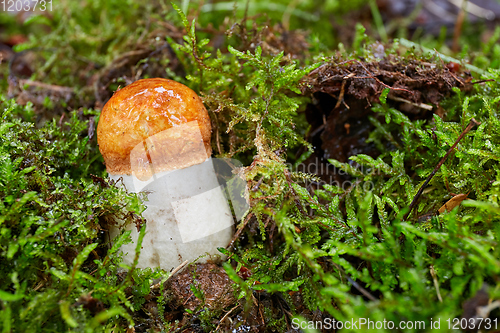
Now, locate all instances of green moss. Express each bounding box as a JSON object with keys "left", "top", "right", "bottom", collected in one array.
[
  {"left": 0, "top": 98, "right": 154, "bottom": 331},
  {"left": 167, "top": 7, "right": 500, "bottom": 331}
]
